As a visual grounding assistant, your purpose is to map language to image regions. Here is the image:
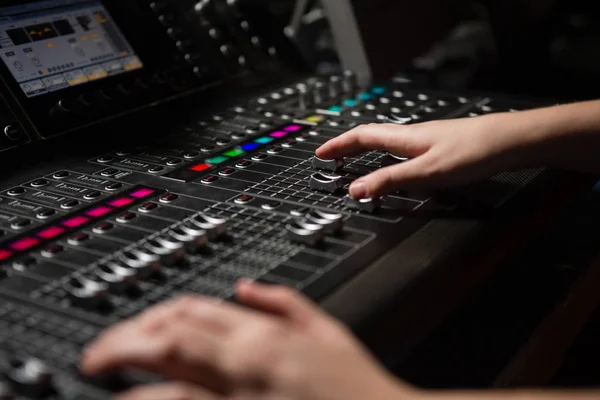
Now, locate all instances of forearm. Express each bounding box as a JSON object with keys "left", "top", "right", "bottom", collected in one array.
[
  {"left": 420, "top": 389, "right": 600, "bottom": 400},
  {"left": 504, "top": 100, "right": 600, "bottom": 173}
]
